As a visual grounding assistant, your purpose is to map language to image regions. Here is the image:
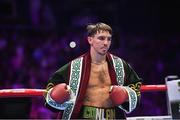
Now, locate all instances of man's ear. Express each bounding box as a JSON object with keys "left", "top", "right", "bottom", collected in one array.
[{"left": 87, "top": 36, "right": 92, "bottom": 45}]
